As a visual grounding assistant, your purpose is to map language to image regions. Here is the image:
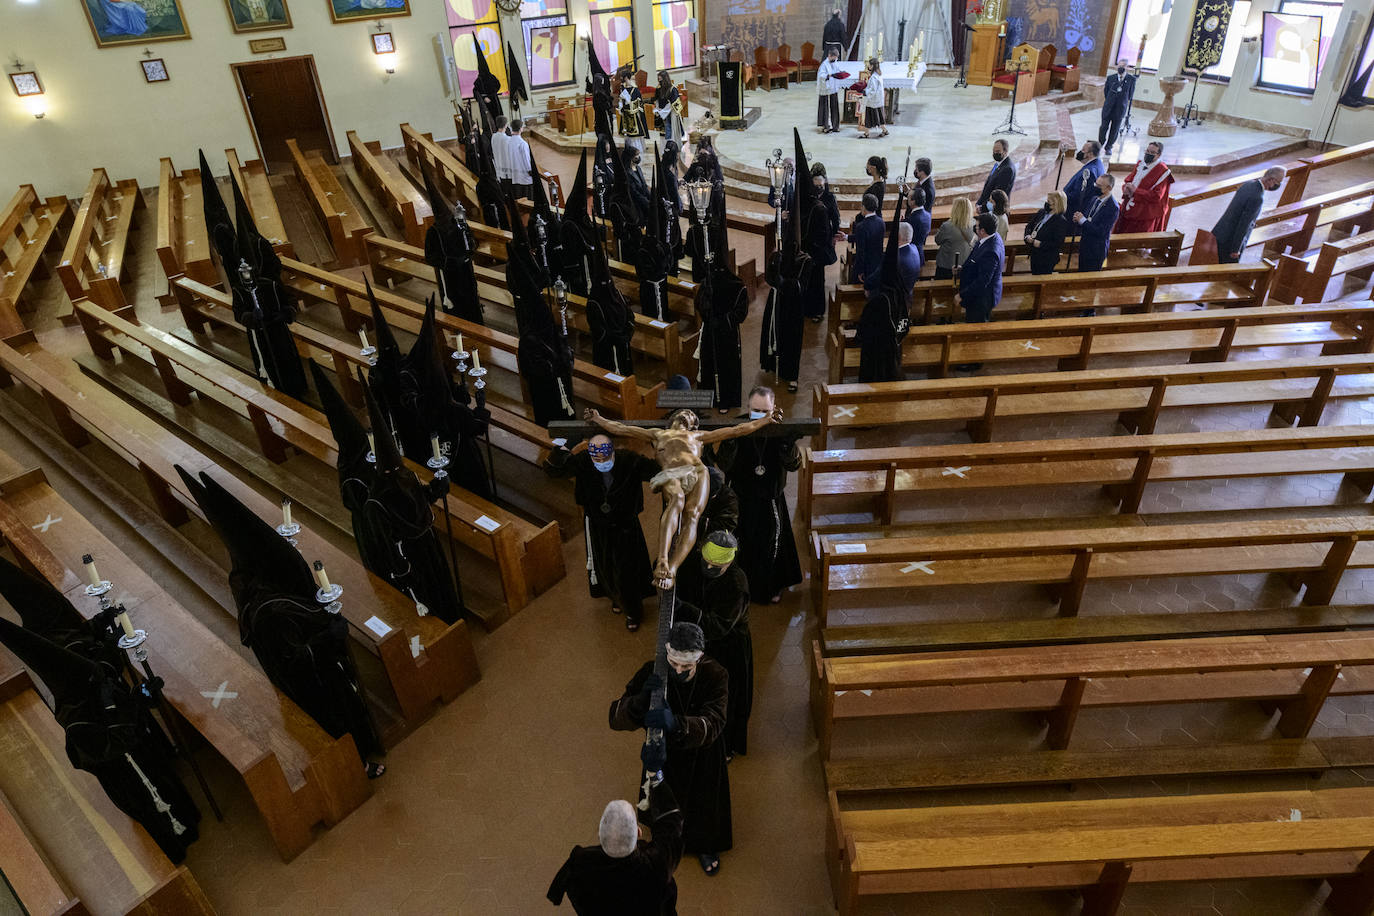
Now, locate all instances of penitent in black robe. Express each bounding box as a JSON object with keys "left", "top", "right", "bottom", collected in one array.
[
  {"left": 855, "top": 291, "right": 904, "bottom": 383},
  {"left": 717, "top": 434, "right": 804, "bottom": 603},
  {"left": 355, "top": 470, "right": 465, "bottom": 625},
  {"left": 425, "top": 217, "right": 483, "bottom": 325},
  {"left": 697, "top": 269, "right": 749, "bottom": 410},
  {"left": 674, "top": 563, "right": 753, "bottom": 757},
  {"left": 586, "top": 266, "right": 636, "bottom": 378},
  {"left": 544, "top": 447, "right": 657, "bottom": 619},
  {"left": 610, "top": 659, "right": 731, "bottom": 854}
]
